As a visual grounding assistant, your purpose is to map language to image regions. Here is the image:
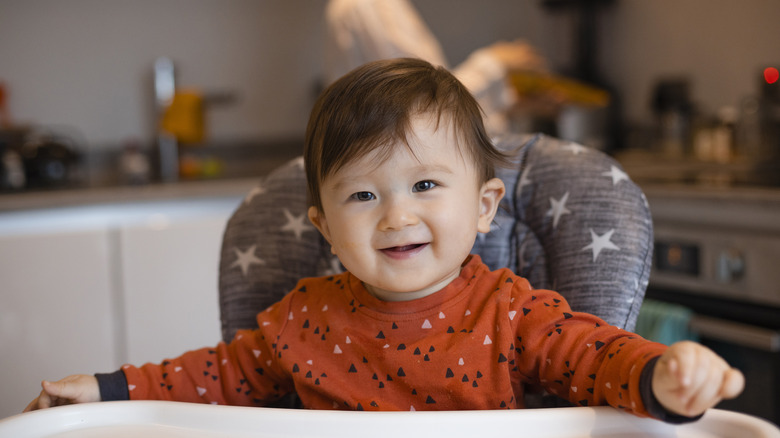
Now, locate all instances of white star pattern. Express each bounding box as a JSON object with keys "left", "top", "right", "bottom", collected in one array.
[
  {"left": 562, "top": 142, "right": 587, "bottom": 155},
  {"left": 281, "top": 209, "right": 315, "bottom": 240},
  {"left": 582, "top": 229, "right": 620, "bottom": 262},
  {"left": 231, "top": 245, "right": 265, "bottom": 276},
  {"left": 546, "top": 192, "right": 571, "bottom": 229},
  {"left": 517, "top": 164, "right": 533, "bottom": 193},
  {"left": 517, "top": 241, "right": 529, "bottom": 274},
  {"left": 640, "top": 193, "right": 649, "bottom": 209},
  {"left": 243, "top": 184, "right": 266, "bottom": 205},
  {"left": 628, "top": 279, "right": 640, "bottom": 304},
  {"left": 602, "top": 165, "right": 629, "bottom": 186}
]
